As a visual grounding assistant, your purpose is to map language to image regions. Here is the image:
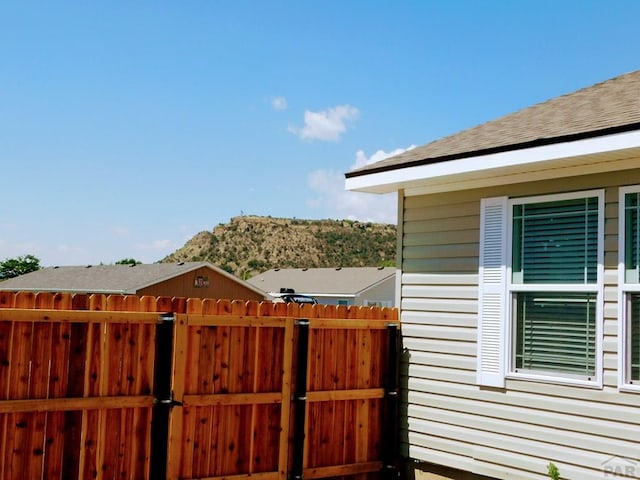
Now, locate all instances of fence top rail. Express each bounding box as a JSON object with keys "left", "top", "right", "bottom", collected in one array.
[
  {"left": 179, "top": 315, "right": 395, "bottom": 329},
  {"left": 0, "top": 308, "right": 162, "bottom": 324},
  {"left": 0, "top": 291, "right": 399, "bottom": 322}
]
